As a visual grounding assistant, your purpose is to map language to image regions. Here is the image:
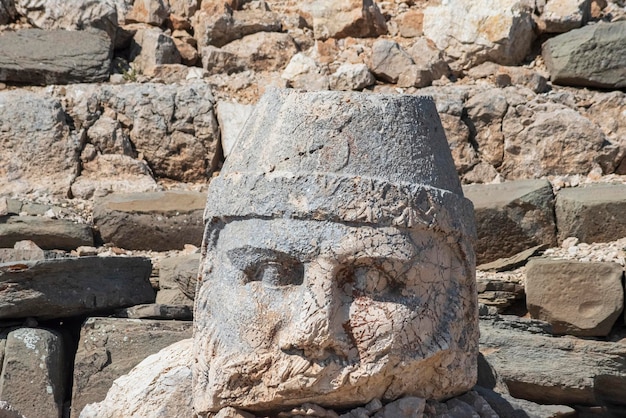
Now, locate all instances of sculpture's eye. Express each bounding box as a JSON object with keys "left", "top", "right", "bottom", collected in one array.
[
  {"left": 227, "top": 247, "right": 304, "bottom": 287},
  {"left": 250, "top": 261, "right": 303, "bottom": 287},
  {"left": 338, "top": 260, "right": 404, "bottom": 300},
  {"left": 352, "top": 266, "right": 390, "bottom": 295}
]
